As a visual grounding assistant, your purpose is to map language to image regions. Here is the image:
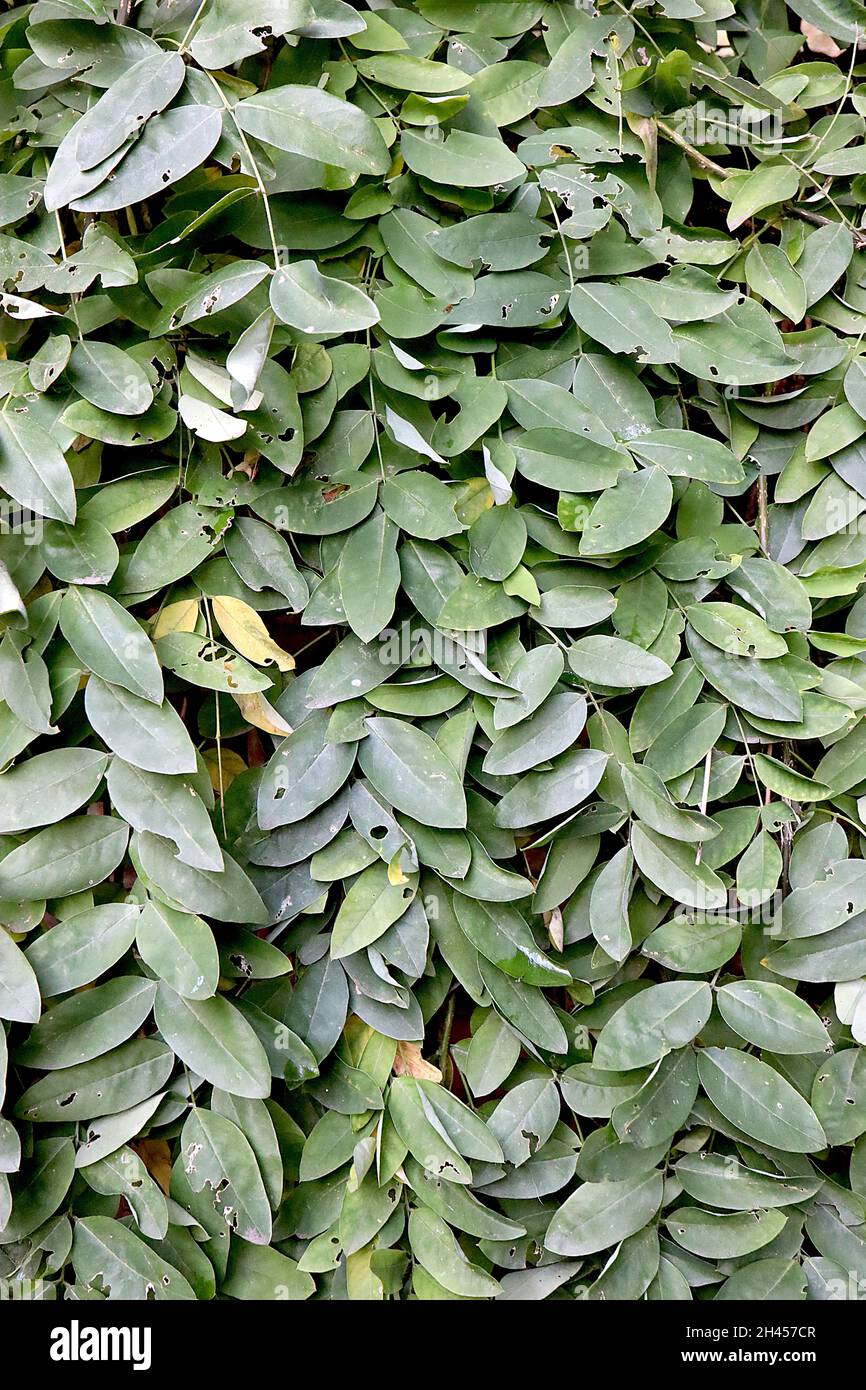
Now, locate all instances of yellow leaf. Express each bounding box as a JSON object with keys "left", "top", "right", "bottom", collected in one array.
[
  {"left": 453, "top": 475, "right": 493, "bottom": 525},
  {"left": 203, "top": 746, "right": 247, "bottom": 794},
  {"left": 153, "top": 598, "right": 199, "bottom": 640},
  {"left": 234, "top": 690, "right": 292, "bottom": 737},
  {"left": 545, "top": 906, "right": 564, "bottom": 954},
  {"left": 387, "top": 850, "right": 409, "bottom": 886},
  {"left": 212, "top": 595, "right": 295, "bottom": 672},
  {"left": 346, "top": 1248, "right": 384, "bottom": 1301}
]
